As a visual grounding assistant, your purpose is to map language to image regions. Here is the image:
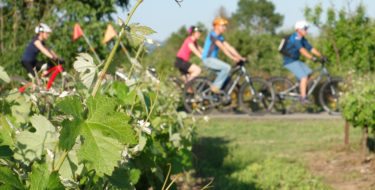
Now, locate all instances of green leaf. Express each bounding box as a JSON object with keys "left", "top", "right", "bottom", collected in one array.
[
  {"left": 78, "top": 126, "right": 123, "bottom": 176},
  {"left": 15, "top": 115, "right": 58, "bottom": 162},
  {"left": 29, "top": 163, "right": 64, "bottom": 190},
  {"left": 73, "top": 53, "right": 97, "bottom": 89},
  {"left": 6, "top": 94, "right": 31, "bottom": 124},
  {"left": 127, "top": 23, "right": 156, "bottom": 46},
  {"left": 57, "top": 147, "right": 83, "bottom": 182},
  {"left": 0, "top": 146, "right": 13, "bottom": 158},
  {"left": 113, "top": 81, "right": 129, "bottom": 96},
  {"left": 0, "top": 116, "right": 15, "bottom": 147},
  {"left": 0, "top": 66, "right": 10, "bottom": 83},
  {"left": 56, "top": 96, "right": 84, "bottom": 119},
  {"left": 0, "top": 167, "right": 24, "bottom": 190},
  {"left": 86, "top": 95, "right": 136, "bottom": 144},
  {"left": 109, "top": 167, "right": 141, "bottom": 188},
  {"left": 59, "top": 119, "right": 83, "bottom": 151}
]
